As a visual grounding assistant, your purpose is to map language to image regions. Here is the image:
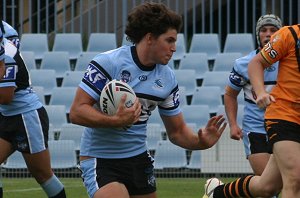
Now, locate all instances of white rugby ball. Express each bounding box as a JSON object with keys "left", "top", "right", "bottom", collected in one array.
[
  {"left": 100, "top": 79, "right": 136, "bottom": 115},
  {"left": 204, "top": 178, "right": 223, "bottom": 198}
]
